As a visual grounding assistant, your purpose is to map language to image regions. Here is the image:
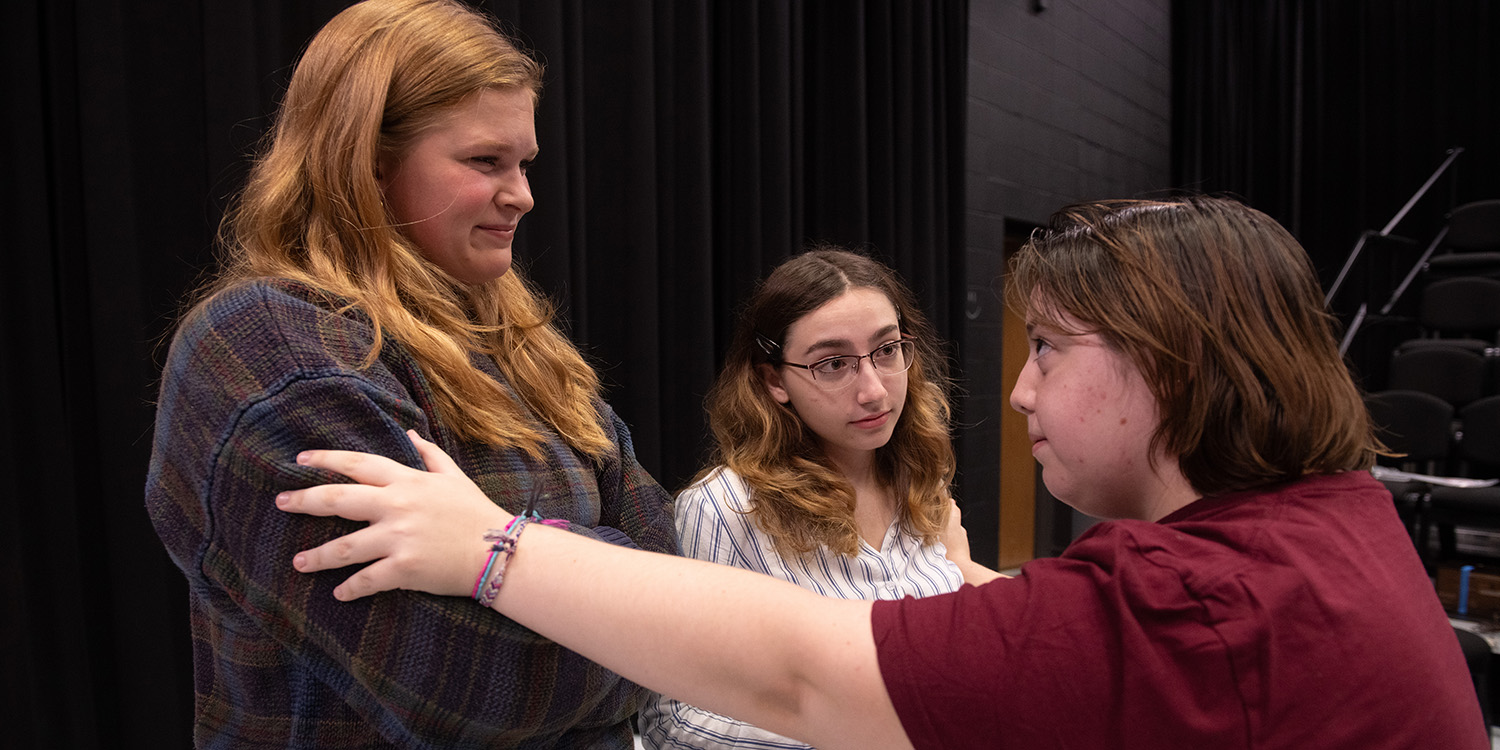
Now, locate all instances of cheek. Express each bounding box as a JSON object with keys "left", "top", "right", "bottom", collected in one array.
[
  {"left": 891, "top": 377, "right": 911, "bottom": 410},
  {"left": 1053, "top": 380, "right": 1117, "bottom": 430},
  {"left": 451, "top": 181, "right": 494, "bottom": 212}
]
